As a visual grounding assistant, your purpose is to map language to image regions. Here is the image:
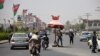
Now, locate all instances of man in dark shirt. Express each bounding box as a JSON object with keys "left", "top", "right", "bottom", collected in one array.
[
  {"left": 57, "top": 29, "right": 63, "bottom": 47},
  {"left": 92, "top": 31, "right": 97, "bottom": 53},
  {"left": 69, "top": 31, "right": 74, "bottom": 45}
]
